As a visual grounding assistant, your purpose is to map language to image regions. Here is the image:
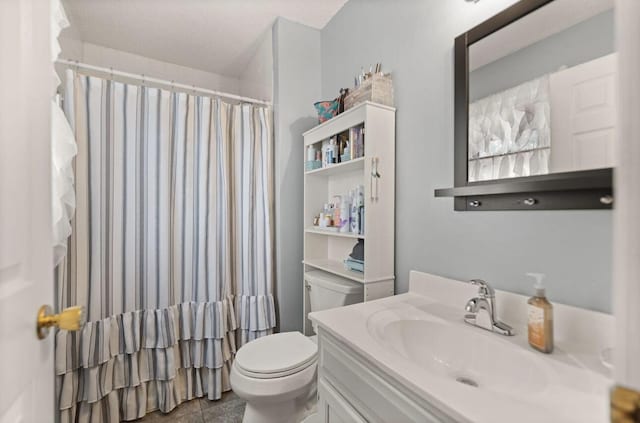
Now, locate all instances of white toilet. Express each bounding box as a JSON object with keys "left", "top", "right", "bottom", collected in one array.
[{"left": 230, "top": 271, "right": 364, "bottom": 423}]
